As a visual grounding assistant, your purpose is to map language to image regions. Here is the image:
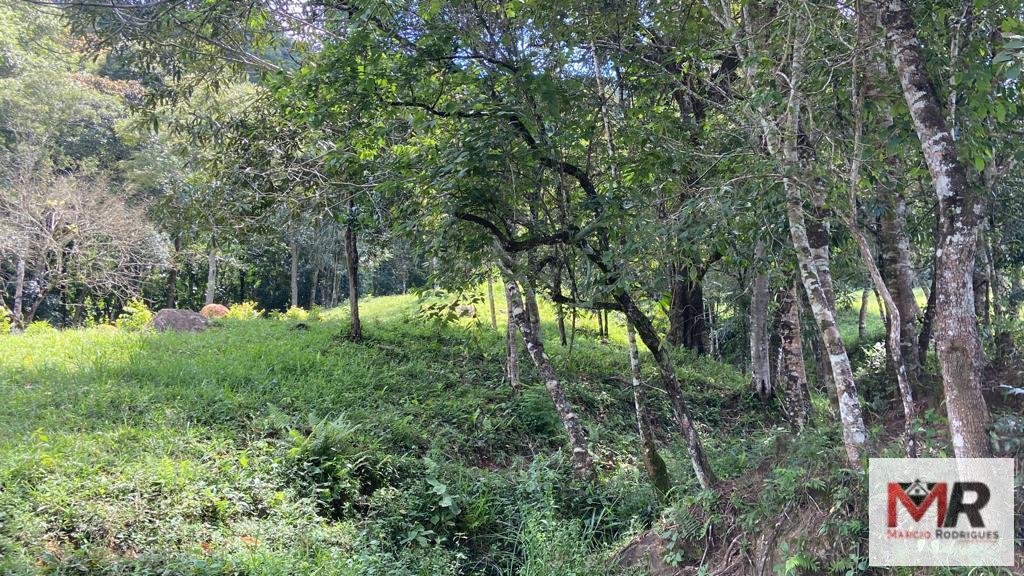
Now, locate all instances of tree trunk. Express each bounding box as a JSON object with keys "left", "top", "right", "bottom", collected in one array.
[
  {"left": 554, "top": 267, "right": 566, "bottom": 345},
  {"left": 504, "top": 283, "right": 521, "bottom": 389},
  {"left": 289, "top": 241, "right": 299, "bottom": 309},
  {"left": 331, "top": 253, "right": 340, "bottom": 307},
  {"left": 12, "top": 257, "right": 25, "bottom": 327},
  {"left": 850, "top": 213, "right": 920, "bottom": 457},
  {"left": 309, "top": 266, "right": 320, "bottom": 309},
  {"left": 25, "top": 289, "right": 47, "bottom": 325},
  {"left": 769, "top": 297, "right": 785, "bottom": 398},
  {"left": 807, "top": 194, "right": 838, "bottom": 314},
  {"left": 879, "top": 193, "right": 922, "bottom": 380},
  {"left": 167, "top": 235, "right": 180, "bottom": 309},
  {"left": 614, "top": 288, "right": 717, "bottom": 489},
  {"left": 881, "top": 0, "right": 992, "bottom": 458},
  {"left": 845, "top": 35, "right": 919, "bottom": 456},
  {"left": 858, "top": 288, "right": 870, "bottom": 341},
  {"left": 487, "top": 271, "right": 497, "bottom": 329},
  {"left": 498, "top": 262, "right": 594, "bottom": 480},
  {"left": 782, "top": 23, "right": 868, "bottom": 468},
  {"left": 919, "top": 266, "right": 937, "bottom": 362},
  {"left": 205, "top": 243, "right": 217, "bottom": 306},
  {"left": 777, "top": 282, "right": 810, "bottom": 429},
  {"left": 750, "top": 241, "right": 772, "bottom": 400},
  {"left": 73, "top": 288, "right": 87, "bottom": 325},
  {"left": 626, "top": 319, "right": 670, "bottom": 496},
  {"left": 345, "top": 207, "right": 362, "bottom": 341},
  {"left": 666, "top": 266, "right": 709, "bottom": 353}
]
